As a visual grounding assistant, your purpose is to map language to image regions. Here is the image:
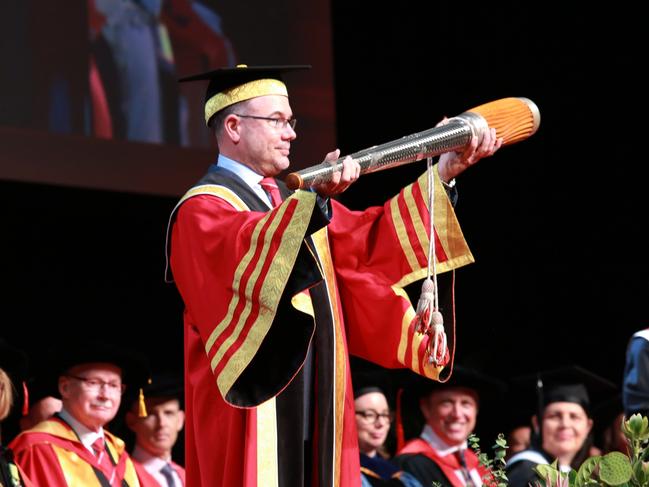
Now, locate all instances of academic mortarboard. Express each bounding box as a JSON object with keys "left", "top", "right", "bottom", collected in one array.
[
  {"left": 178, "top": 64, "right": 310, "bottom": 126},
  {"left": 351, "top": 357, "right": 398, "bottom": 405},
  {"left": 47, "top": 339, "right": 151, "bottom": 395},
  {"left": 403, "top": 365, "right": 508, "bottom": 403},
  {"left": 126, "top": 371, "right": 184, "bottom": 410},
  {"left": 511, "top": 365, "right": 618, "bottom": 417}
]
